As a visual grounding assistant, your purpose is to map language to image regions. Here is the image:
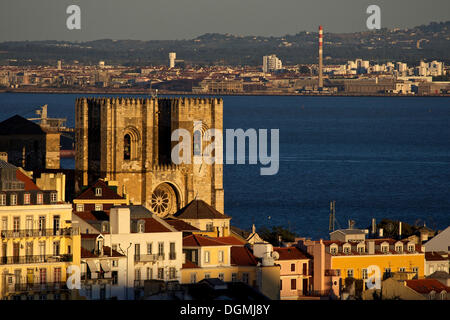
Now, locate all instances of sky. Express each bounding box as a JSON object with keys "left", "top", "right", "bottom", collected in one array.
[{"left": 0, "top": 0, "right": 450, "bottom": 42}]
